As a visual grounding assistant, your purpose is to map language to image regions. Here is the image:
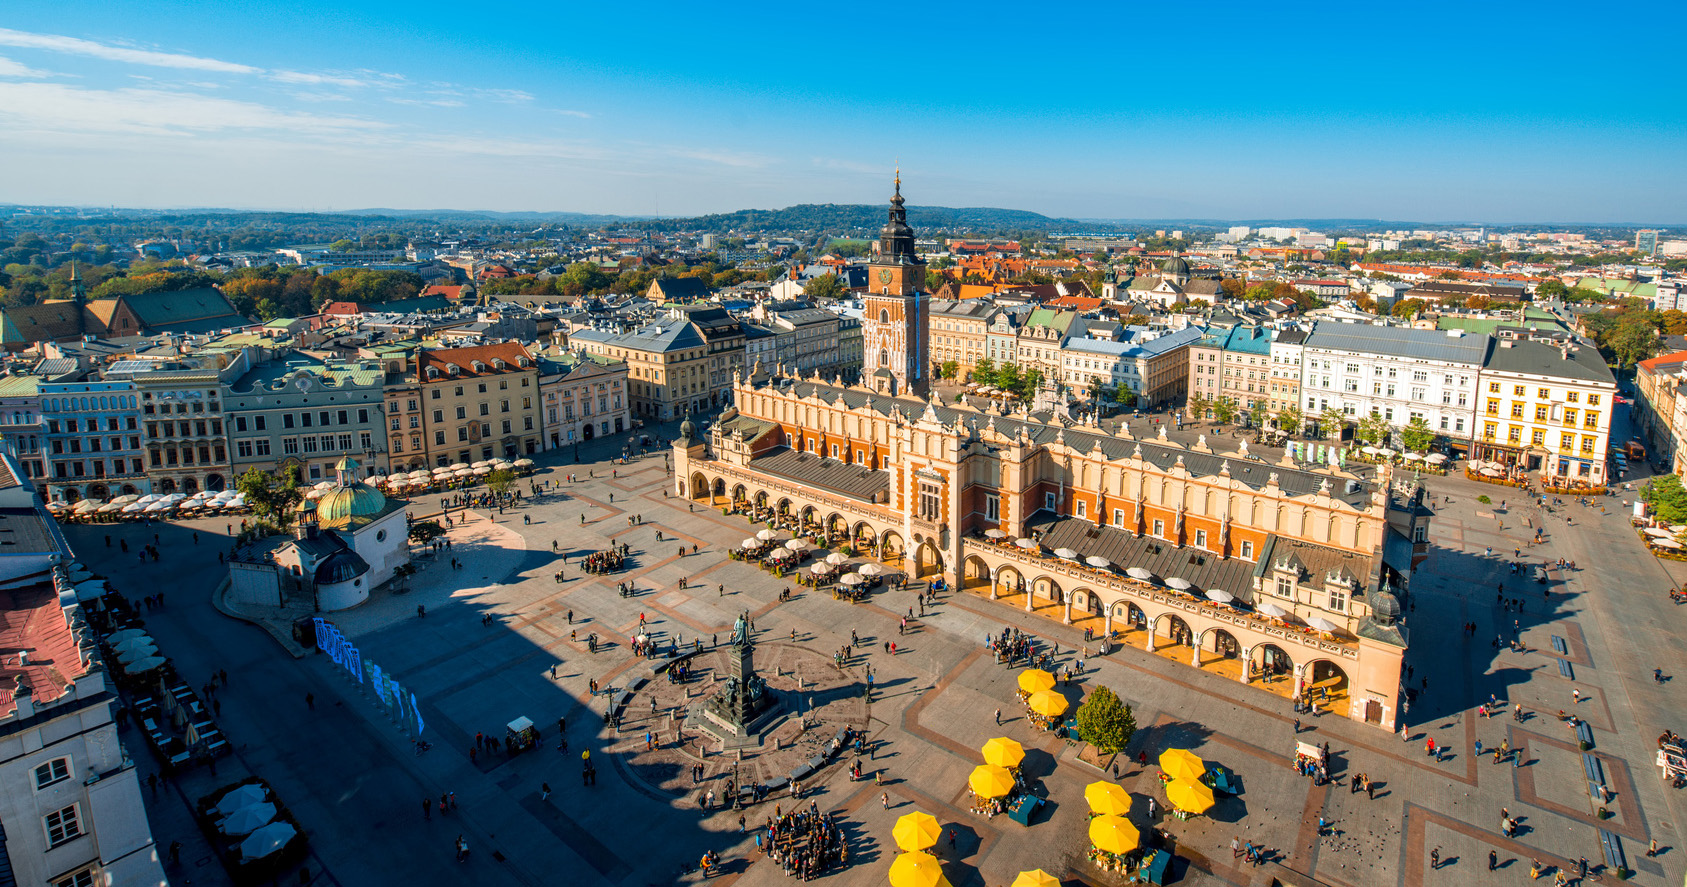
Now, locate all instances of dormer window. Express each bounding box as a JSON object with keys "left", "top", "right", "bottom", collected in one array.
[
  {"left": 446, "top": 364, "right": 461, "bottom": 376},
  {"left": 426, "top": 367, "right": 440, "bottom": 379}
]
